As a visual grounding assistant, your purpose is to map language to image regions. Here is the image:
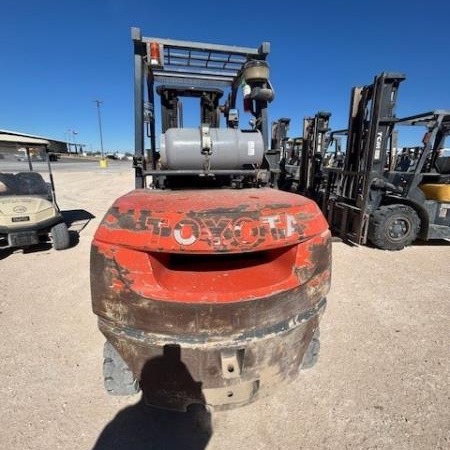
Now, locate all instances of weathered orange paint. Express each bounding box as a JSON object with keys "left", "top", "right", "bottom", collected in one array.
[
  {"left": 94, "top": 188, "right": 328, "bottom": 255},
  {"left": 92, "top": 188, "right": 330, "bottom": 304}
]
